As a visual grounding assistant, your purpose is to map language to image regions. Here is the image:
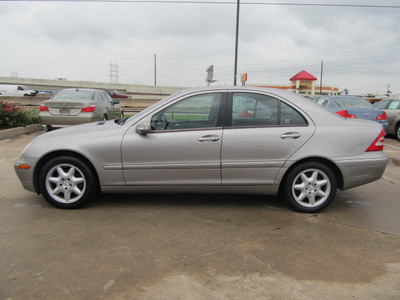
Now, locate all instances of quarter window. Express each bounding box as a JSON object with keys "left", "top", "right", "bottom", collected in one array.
[
  {"left": 280, "top": 101, "right": 307, "bottom": 125},
  {"left": 151, "top": 93, "right": 222, "bottom": 131},
  {"left": 316, "top": 98, "right": 329, "bottom": 108},
  {"left": 100, "top": 92, "right": 111, "bottom": 104},
  {"left": 388, "top": 100, "right": 400, "bottom": 109},
  {"left": 375, "top": 100, "right": 390, "bottom": 109}
]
